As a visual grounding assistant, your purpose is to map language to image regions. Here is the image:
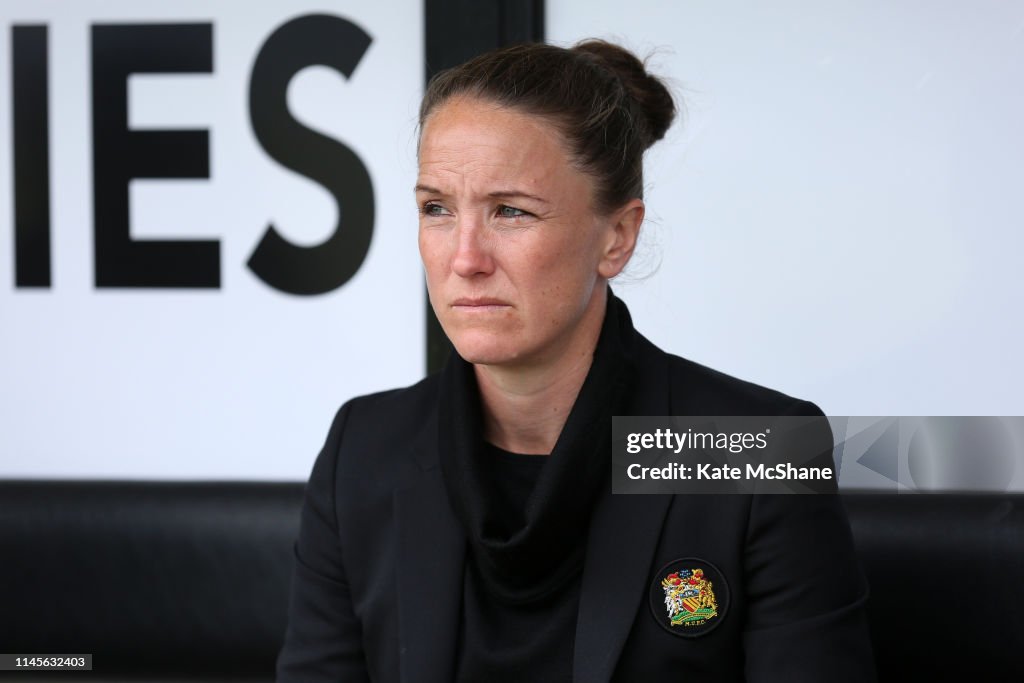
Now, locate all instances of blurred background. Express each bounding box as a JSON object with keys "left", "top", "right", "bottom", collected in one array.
[{"left": 2, "top": 0, "right": 1022, "bottom": 484}]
